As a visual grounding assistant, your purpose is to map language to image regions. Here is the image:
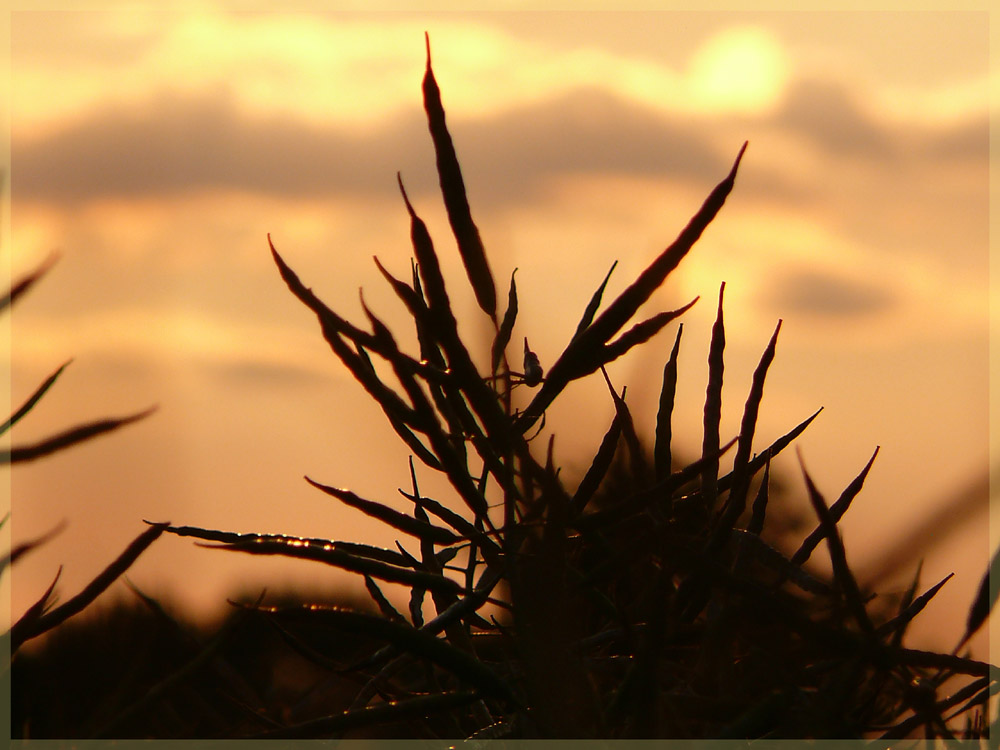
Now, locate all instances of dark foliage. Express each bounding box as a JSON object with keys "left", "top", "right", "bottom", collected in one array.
[{"left": 16, "top": 36, "right": 995, "bottom": 740}]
